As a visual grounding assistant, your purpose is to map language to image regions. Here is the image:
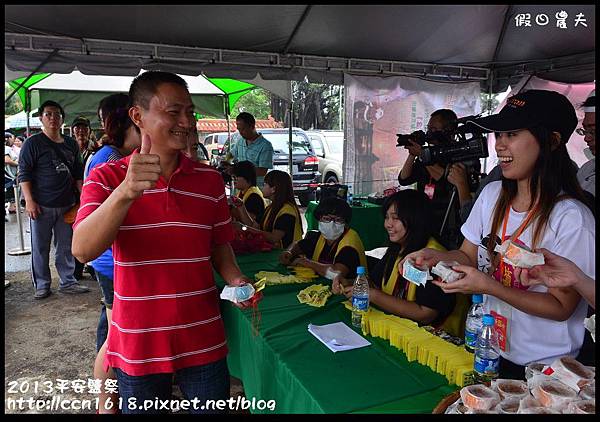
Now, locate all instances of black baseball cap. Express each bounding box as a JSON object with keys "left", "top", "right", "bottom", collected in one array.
[
  {"left": 468, "top": 90, "right": 578, "bottom": 144},
  {"left": 71, "top": 116, "right": 91, "bottom": 128}
]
